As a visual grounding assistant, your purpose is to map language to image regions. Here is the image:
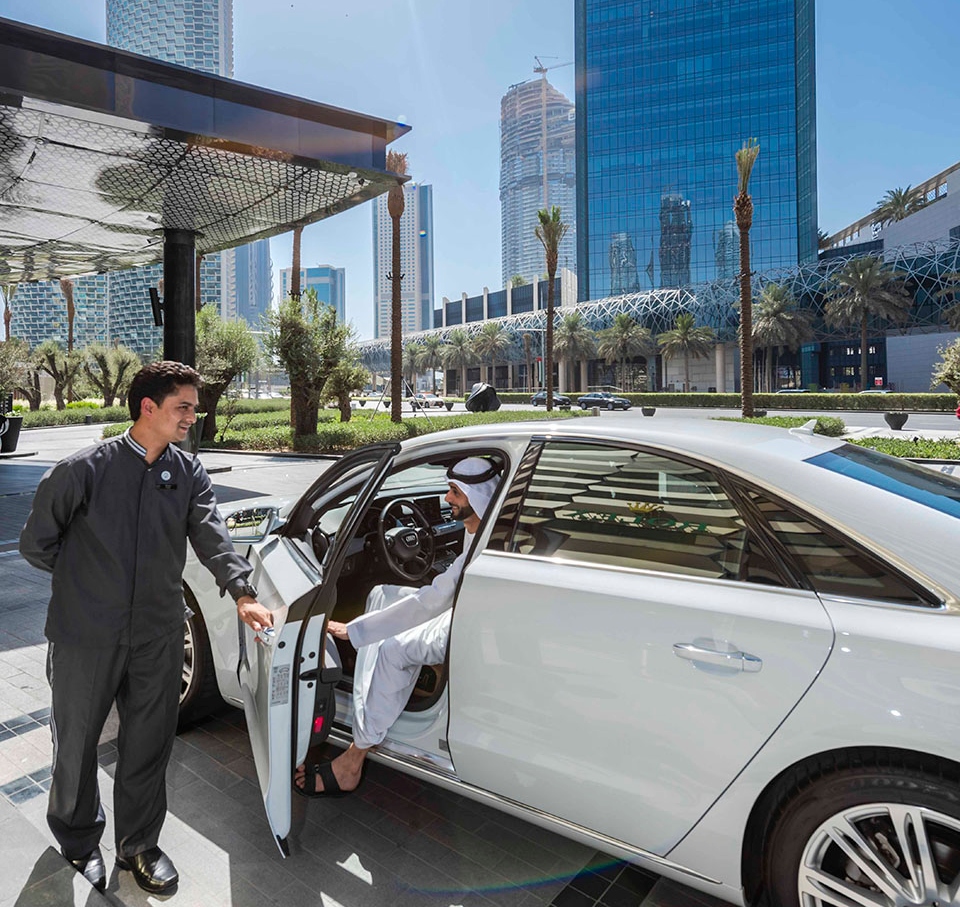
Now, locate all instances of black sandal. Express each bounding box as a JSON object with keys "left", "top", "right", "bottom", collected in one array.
[{"left": 295, "top": 761, "right": 351, "bottom": 798}]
